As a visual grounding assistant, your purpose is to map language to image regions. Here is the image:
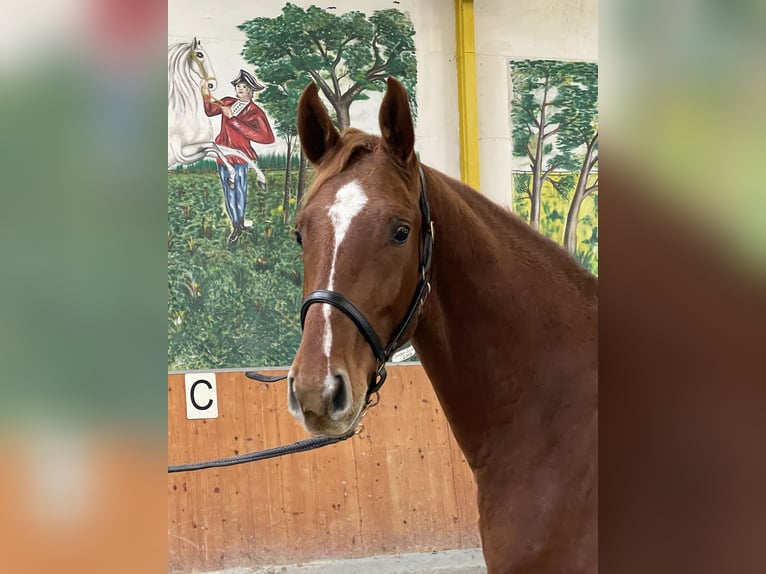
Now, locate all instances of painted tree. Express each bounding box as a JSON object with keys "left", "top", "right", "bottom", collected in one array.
[
  {"left": 511, "top": 60, "right": 598, "bottom": 250},
  {"left": 556, "top": 64, "right": 598, "bottom": 254},
  {"left": 239, "top": 3, "right": 417, "bottom": 131},
  {"left": 253, "top": 61, "right": 311, "bottom": 224},
  {"left": 511, "top": 60, "right": 579, "bottom": 230}
]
